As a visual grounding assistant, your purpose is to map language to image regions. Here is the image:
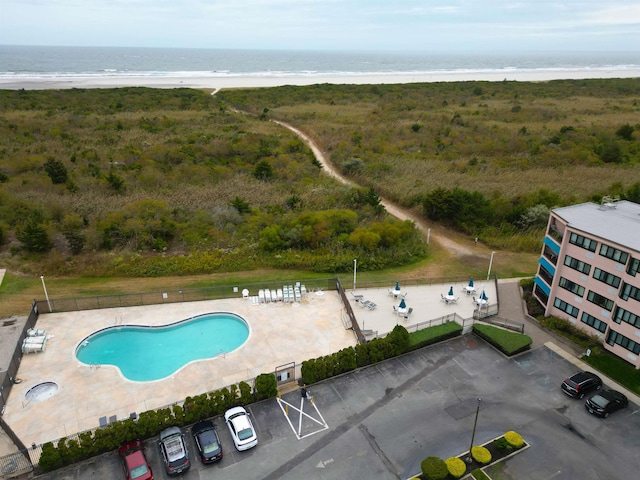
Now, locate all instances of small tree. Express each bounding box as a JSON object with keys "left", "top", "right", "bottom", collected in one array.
[
  {"left": 616, "top": 123, "right": 634, "bottom": 141},
  {"left": 255, "top": 373, "right": 278, "bottom": 400},
  {"left": 253, "top": 160, "right": 274, "bottom": 181},
  {"left": 16, "top": 219, "right": 52, "bottom": 252},
  {"left": 44, "top": 158, "right": 68, "bottom": 185},
  {"left": 421, "top": 456, "right": 448, "bottom": 480}
]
